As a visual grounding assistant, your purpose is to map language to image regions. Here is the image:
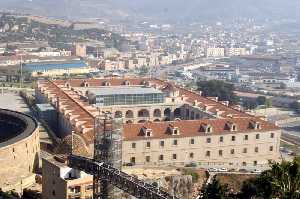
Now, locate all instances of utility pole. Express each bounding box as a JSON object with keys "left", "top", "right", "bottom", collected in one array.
[{"left": 19, "top": 55, "right": 23, "bottom": 88}]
